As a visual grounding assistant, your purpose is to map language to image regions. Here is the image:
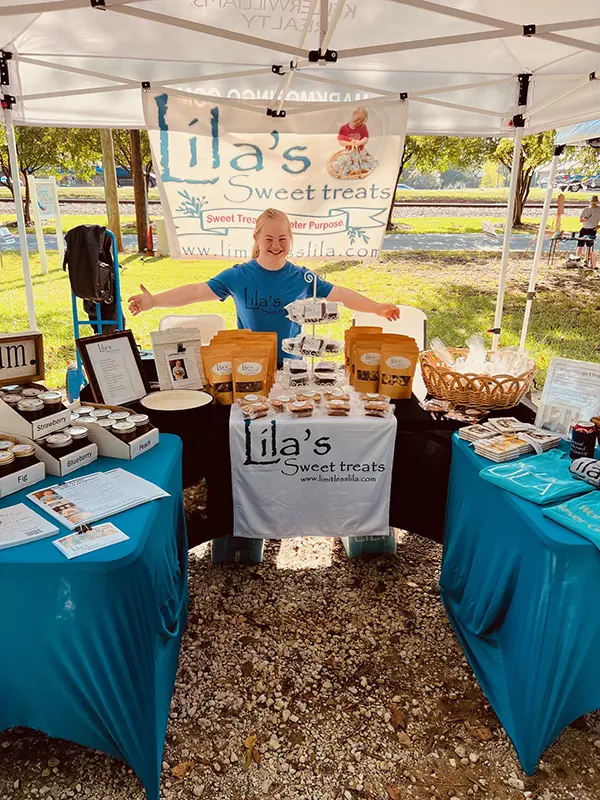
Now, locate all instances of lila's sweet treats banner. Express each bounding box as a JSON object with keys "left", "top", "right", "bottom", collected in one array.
[{"left": 143, "top": 91, "right": 407, "bottom": 259}]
